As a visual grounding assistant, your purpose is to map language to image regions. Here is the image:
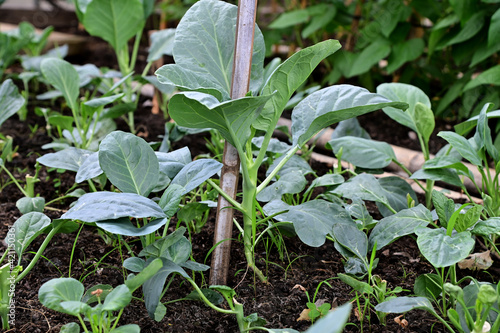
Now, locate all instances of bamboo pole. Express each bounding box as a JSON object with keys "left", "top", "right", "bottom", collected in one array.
[{"left": 209, "top": 0, "right": 258, "bottom": 286}]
